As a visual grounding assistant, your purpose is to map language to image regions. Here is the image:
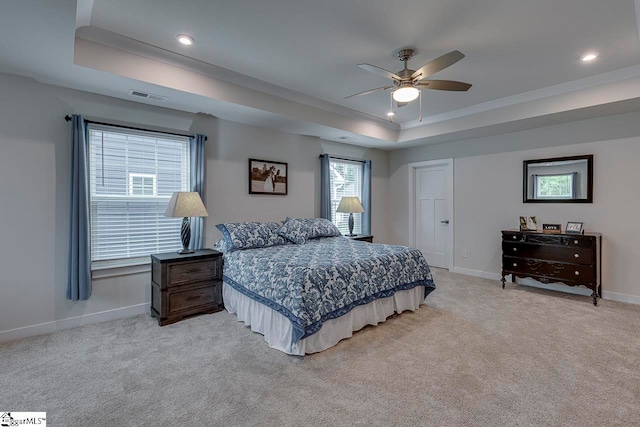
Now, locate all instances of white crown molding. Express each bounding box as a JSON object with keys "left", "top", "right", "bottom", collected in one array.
[
  {"left": 75, "top": 26, "right": 398, "bottom": 131},
  {"left": 71, "top": 27, "right": 640, "bottom": 148},
  {"left": 401, "top": 63, "right": 640, "bottom": 130}
]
